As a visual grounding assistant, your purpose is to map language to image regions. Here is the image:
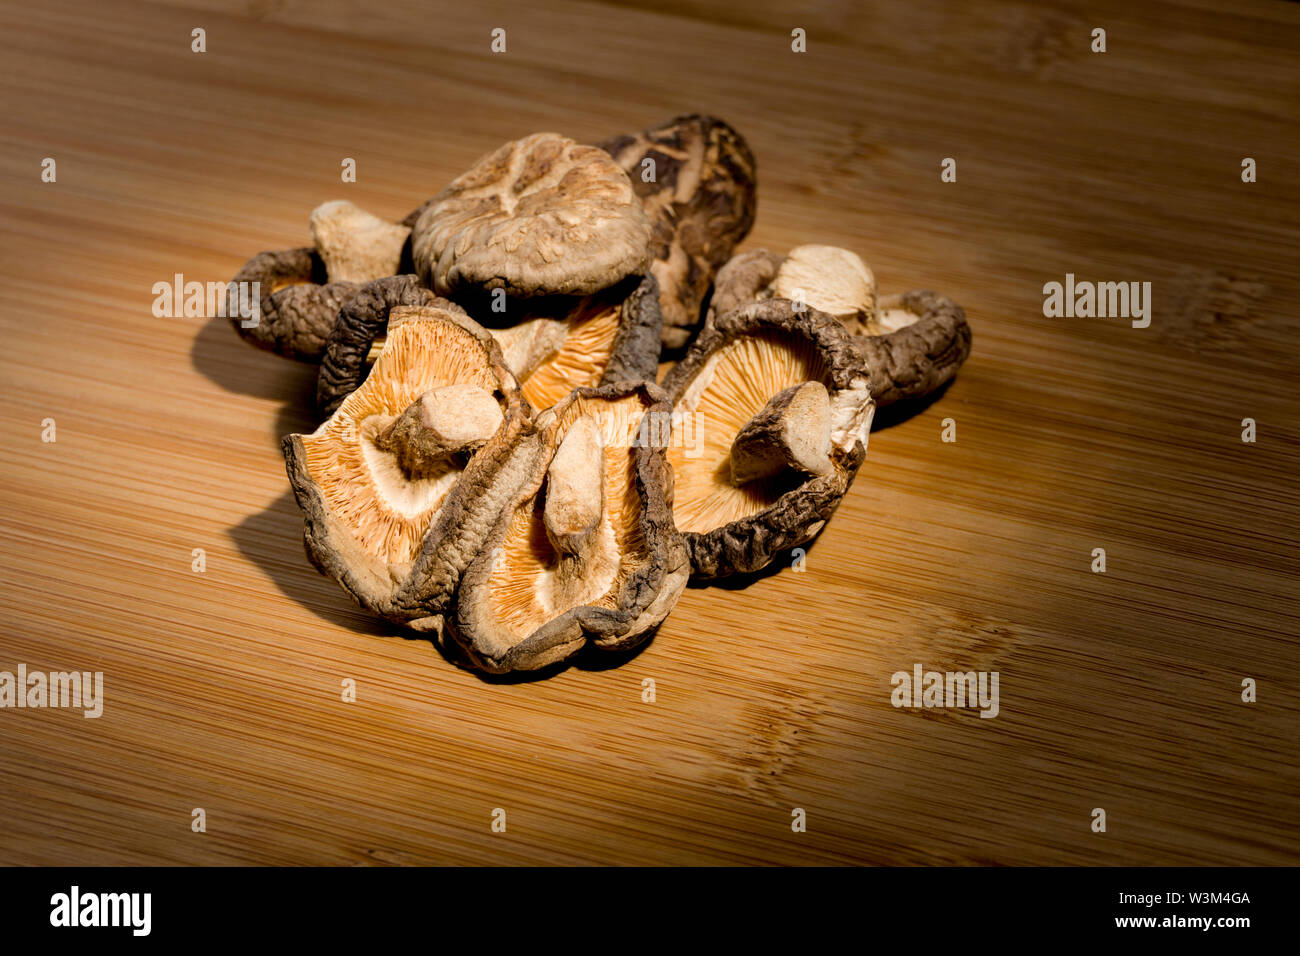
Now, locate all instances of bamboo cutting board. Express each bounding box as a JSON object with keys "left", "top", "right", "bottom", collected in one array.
[{"left": 1, "top": 0, "right": 1298, "bottom": 866}]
